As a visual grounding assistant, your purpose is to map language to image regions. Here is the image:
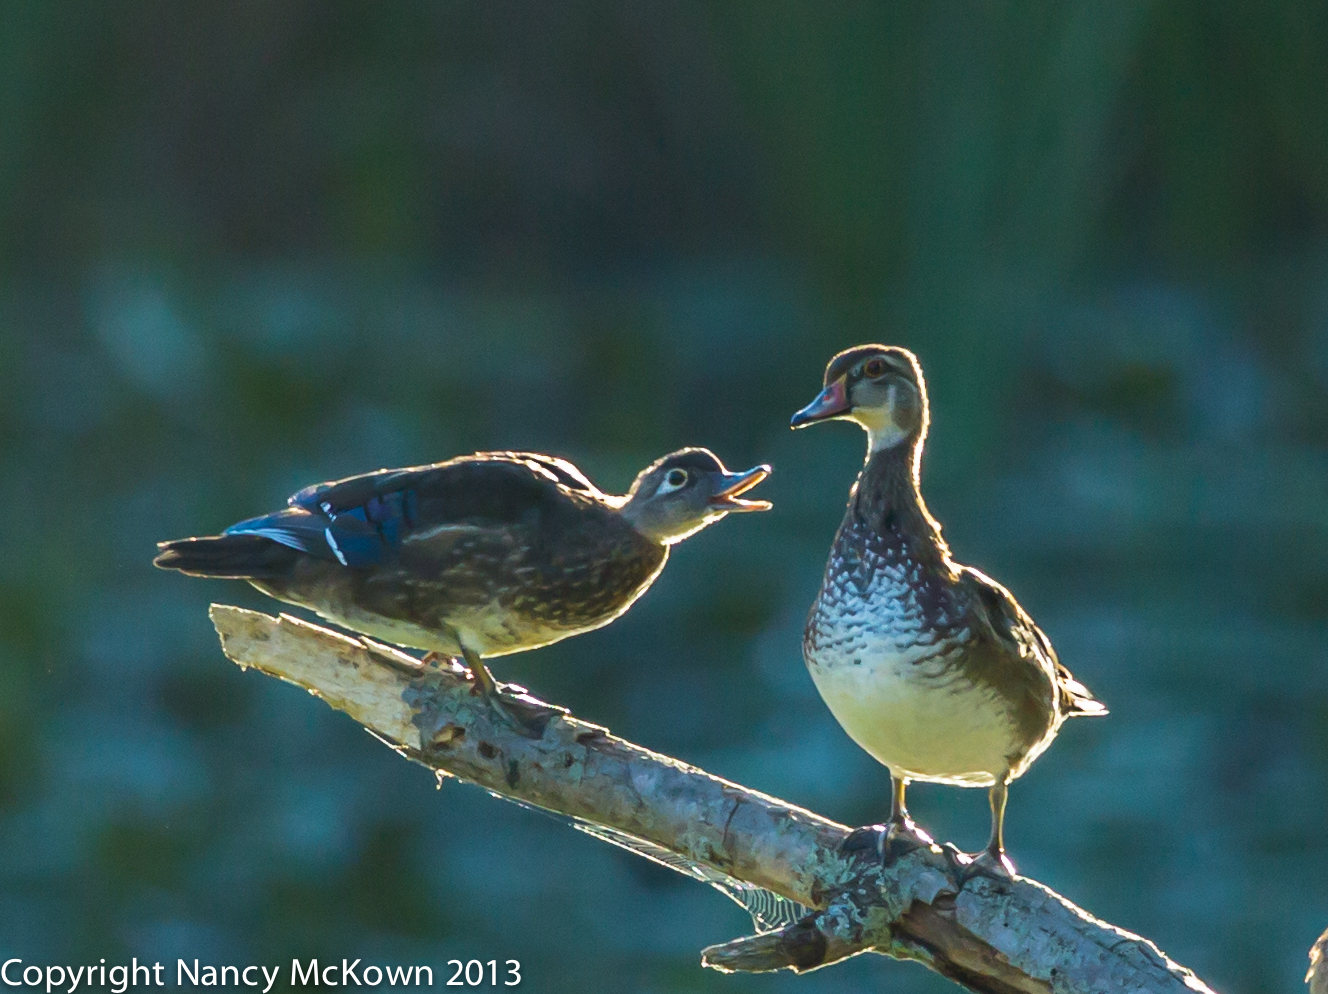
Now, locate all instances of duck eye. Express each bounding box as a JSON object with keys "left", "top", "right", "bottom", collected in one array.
[
  {"left": 863, "top": 358, "right": 887, "bottom": 378},
  {"left": 666, "top": 469, "right": 688, "bottom": 487}
]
